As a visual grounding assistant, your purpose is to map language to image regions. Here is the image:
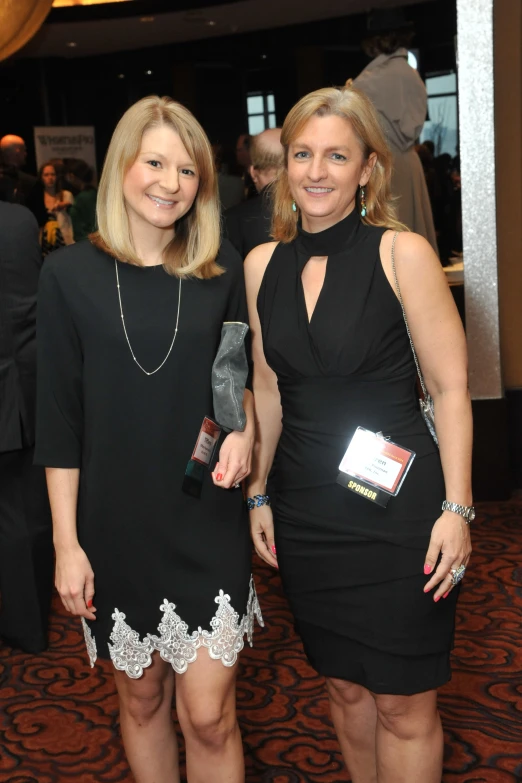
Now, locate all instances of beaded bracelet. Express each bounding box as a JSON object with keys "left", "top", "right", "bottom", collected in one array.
[{"left": 246, "top": 494, "right": 271, "bottom": 511}]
